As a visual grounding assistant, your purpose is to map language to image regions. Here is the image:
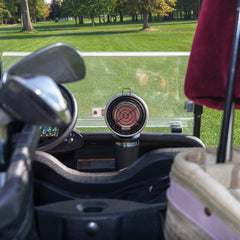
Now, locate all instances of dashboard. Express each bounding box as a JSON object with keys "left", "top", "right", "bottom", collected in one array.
[{"left": 36, "top": 85, "right": 204, "bottom": 173}]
